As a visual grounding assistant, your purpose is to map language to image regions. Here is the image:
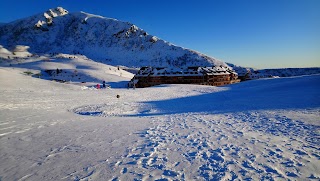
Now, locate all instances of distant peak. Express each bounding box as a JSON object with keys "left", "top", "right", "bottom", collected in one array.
[
  {"left": 44, "top": 7, "right": 68, "bottom": 18},
  {"left": 35, "top": 7, "right": 68, "bottom": 29}
]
